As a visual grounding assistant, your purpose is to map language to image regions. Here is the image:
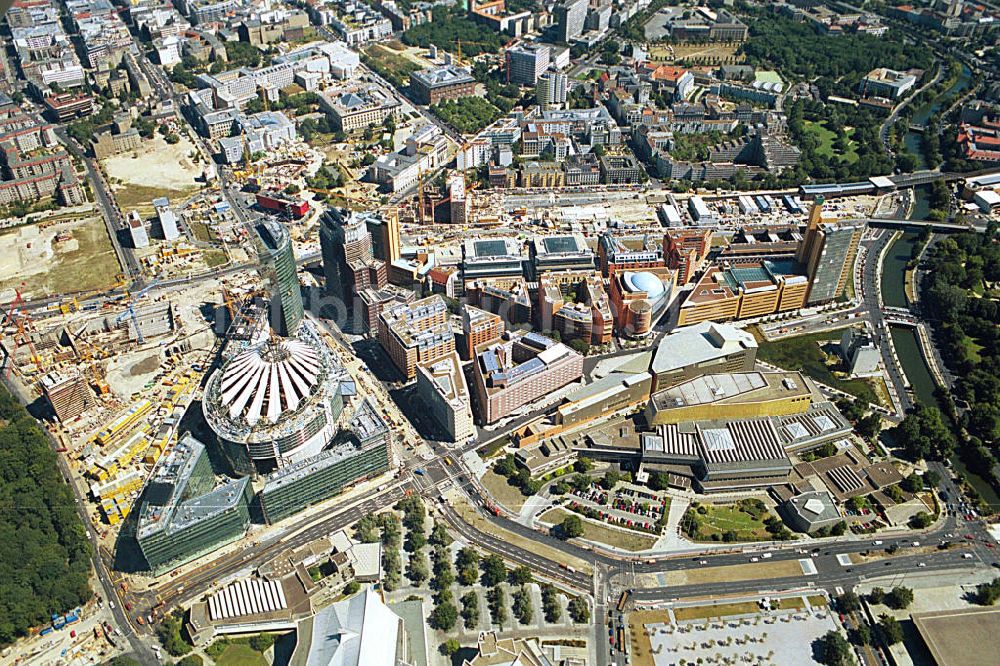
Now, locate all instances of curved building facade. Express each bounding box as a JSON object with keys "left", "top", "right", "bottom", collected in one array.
[
  {"left": 203, "top": 322, "right": 345, "bottom": 475},
  {"left": 256, "top": 220, "right": 304, "bottom": 337},
  {"left": 610, "top": 268, "right": 675, "bottom": 338}
]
